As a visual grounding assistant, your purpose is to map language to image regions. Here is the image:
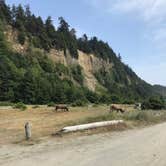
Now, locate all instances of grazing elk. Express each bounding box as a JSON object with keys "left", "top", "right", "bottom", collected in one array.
[
  {"left": 55, "top": 105, "right": 69, "bottom": 112},
  {"left": 110, "top": 105, "right": 125, "bottom": 113}
]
